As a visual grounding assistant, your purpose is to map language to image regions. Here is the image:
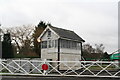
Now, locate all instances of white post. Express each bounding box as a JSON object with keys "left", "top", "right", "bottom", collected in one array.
[
  {"left": 0, "top": 25, "right": 2, "bottom": 59},
  {"left": 43, "top": 59, "right": 47, "bottom": 75}
]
